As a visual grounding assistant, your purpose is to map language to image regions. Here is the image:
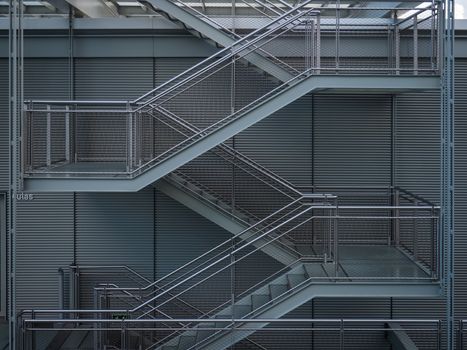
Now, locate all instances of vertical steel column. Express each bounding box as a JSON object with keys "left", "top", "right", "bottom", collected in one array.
[
  {"left": 413, "top": 15, "right": 418, "bottom": 74},
  {"left": 46, "top": 105, "right": 51, "bottom": 167},
  {"left": 8, "top": 1, "right": 23, "bottom": 348},
  {"left": 65, "top": 105, "right": 71, "bottom": 163},
  {"left": 441, "top": 0, "right": 455, "bottom": 346},
  {"left": 335, "top": 0, "right": 340, "bottom": 71},
  {"left": 395, "top": 24, "right": 400, "bottom": 75},
  {"left": 316, "top": 14, "right": 320, "bottom": 74},
  {"left": 127, "top": 102, "right": 133, "bottom": 172}
]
